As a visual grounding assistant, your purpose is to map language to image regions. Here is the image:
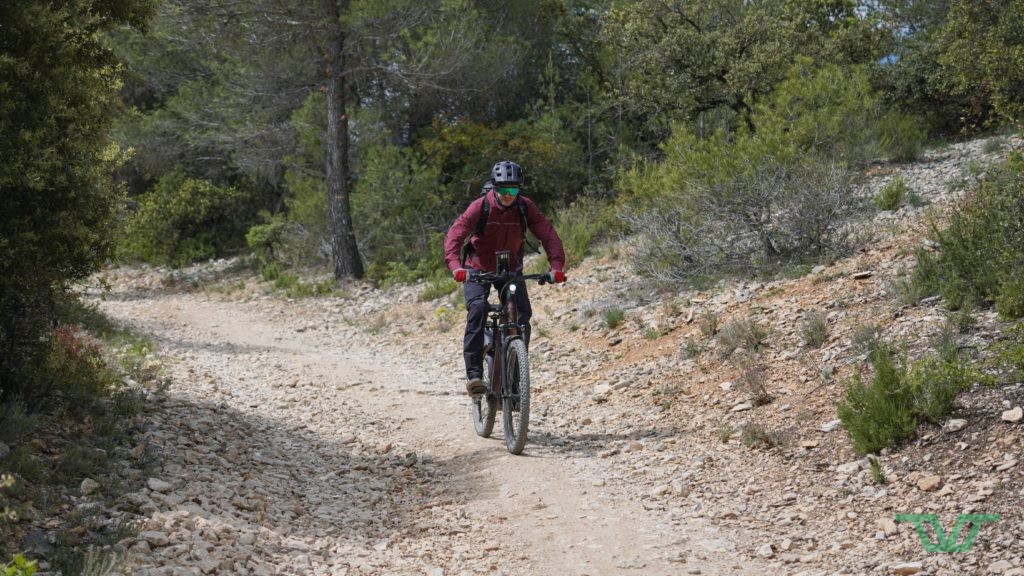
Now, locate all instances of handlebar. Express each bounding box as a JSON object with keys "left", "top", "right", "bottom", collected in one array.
[{"left": 467, "top": 271, "right": 566, "bottom": 285}]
